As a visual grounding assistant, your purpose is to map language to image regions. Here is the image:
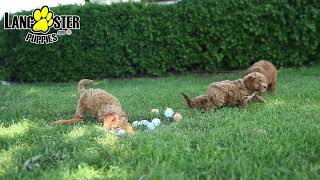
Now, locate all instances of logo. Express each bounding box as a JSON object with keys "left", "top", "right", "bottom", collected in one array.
[{"left": 3, "top": 6, "right": 80, "bottom": 44}]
